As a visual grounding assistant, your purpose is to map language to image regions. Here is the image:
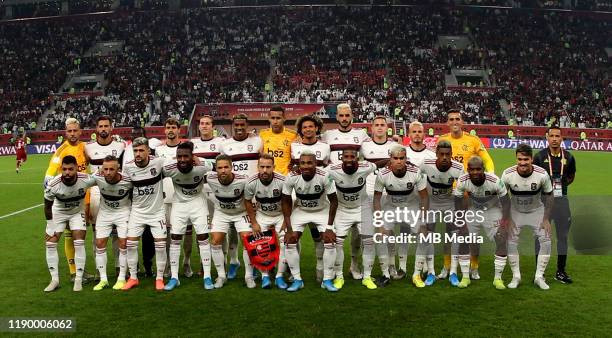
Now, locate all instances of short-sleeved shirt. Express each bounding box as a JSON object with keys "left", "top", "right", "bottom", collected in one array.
[
  {"left": 321, "top": 128, "right": 370, "bottom": 165},
  {"left": 206, "top": 173, "right": 249, "bottom": 215},
  {"left": 220, "top": 137, "right": 262, "bottom": 177},
  {"left": 162, "top": 162, "right": 214, "bottom": 203},
  {"left": 420, "top": 159, "right": 464, "bottom": 208},
  {"left": 454, "top": 173, "right": 507, "bottom": 210},
  {"left": 283, "top": 168, "right": 336, "bottom": 212},
  {"left": 501, "top": 165, "right": 553, "bottom": 213},
  {"left": 244, "top": 173, "right": 286, "bottom": 217},
  {"left": 291, "top": 141, "right": 331, "bottom": 168},
  {"left": 328, "top": 162, "right": 376, "bottom": 209},
  {"left": 260, "top": 128, "right": 298, "bottom": 175},
  {"left": 123, "top": 156, "right": 165, "bottom": 219},
  {"left": 44, "top": 173, "right": 96, "bottom": 214},
  {"left": 375, "top": 164, "right": 427, "bottom": 210},
  {"left": 92, "top": 172, "right": 133, "bottom": 218}
]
